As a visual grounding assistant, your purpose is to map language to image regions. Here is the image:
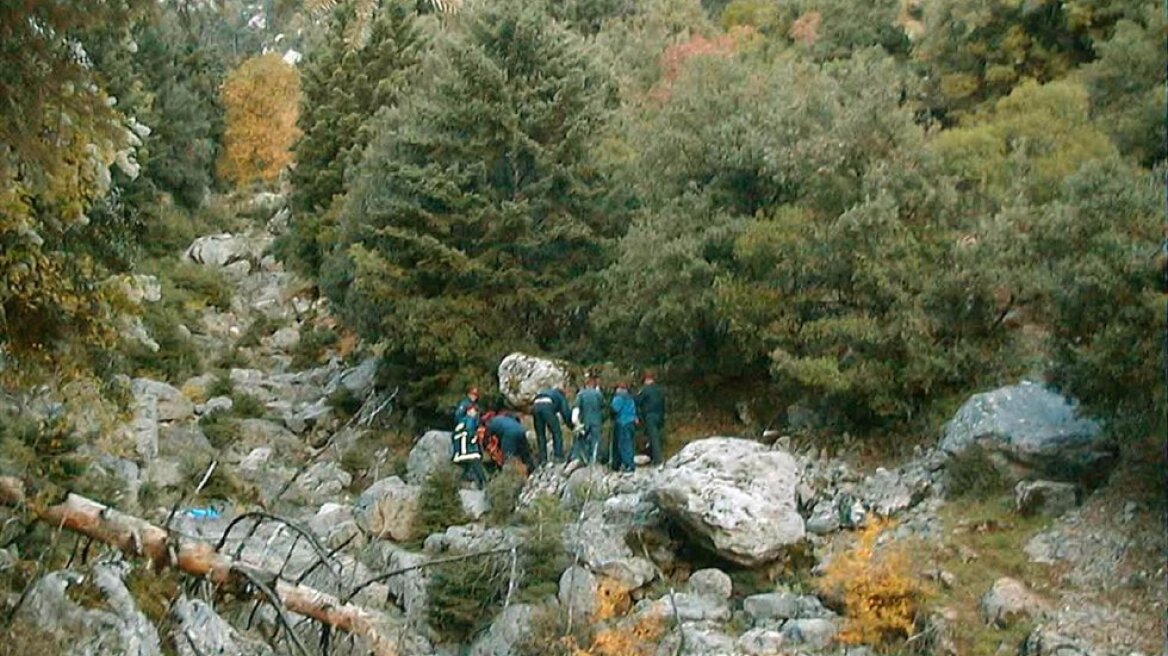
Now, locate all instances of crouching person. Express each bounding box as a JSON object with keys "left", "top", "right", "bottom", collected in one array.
[
  {"left": 452, "top": 406, "right": 487, "bottom": 489},
  {"left": 486, "top": 413, "right": 536, "bottom": 475}
]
